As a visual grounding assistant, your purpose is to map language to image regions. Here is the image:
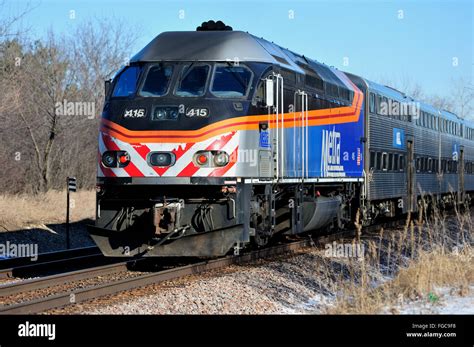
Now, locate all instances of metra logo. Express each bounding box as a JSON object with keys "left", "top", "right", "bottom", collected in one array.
[{"left": 321, "top": 127, "right": 345, "bottom": 177}]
